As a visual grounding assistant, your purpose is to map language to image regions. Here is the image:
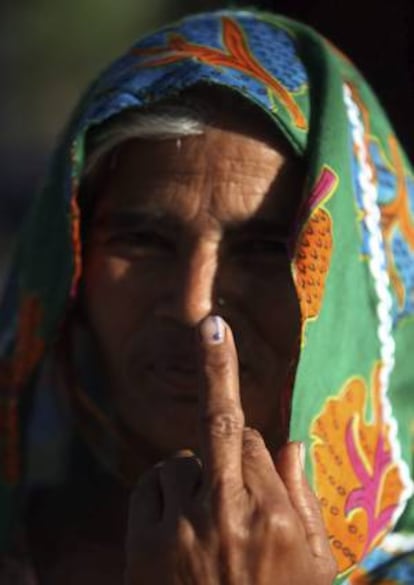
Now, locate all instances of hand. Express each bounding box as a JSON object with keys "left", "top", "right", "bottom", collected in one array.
[{"left": 125, "top": 316, "right": 337, "bottom": 584}]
